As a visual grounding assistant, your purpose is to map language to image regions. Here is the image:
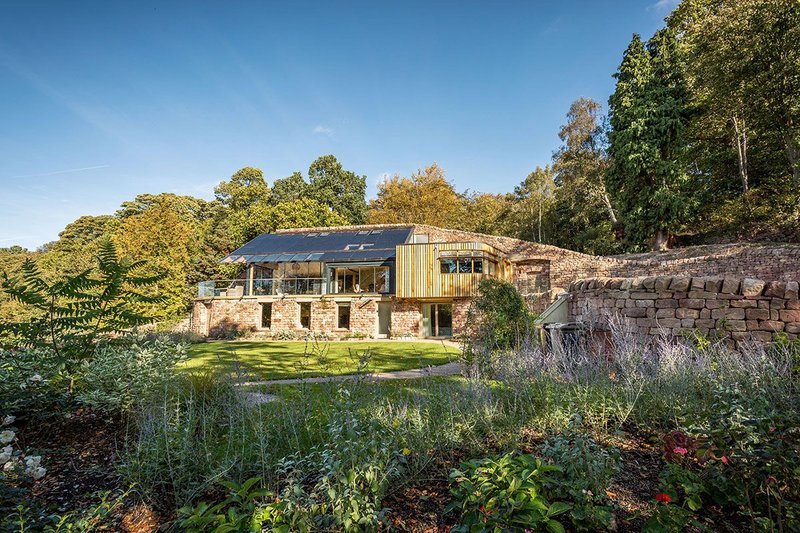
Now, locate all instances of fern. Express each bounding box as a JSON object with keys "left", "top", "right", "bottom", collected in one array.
[{"left": 0, "top": 239, "right": 166, "bottom": 372}]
